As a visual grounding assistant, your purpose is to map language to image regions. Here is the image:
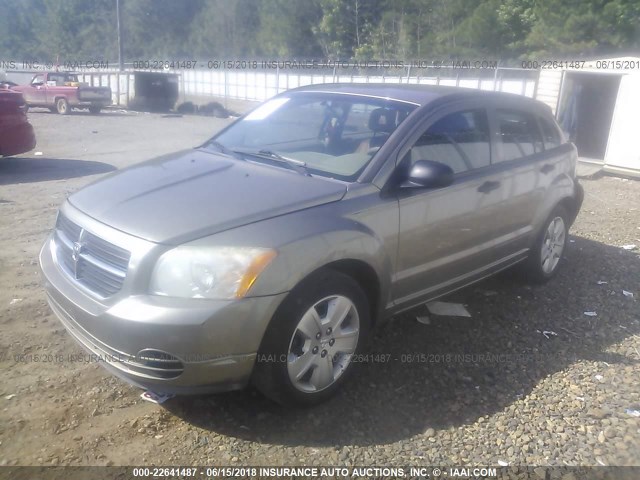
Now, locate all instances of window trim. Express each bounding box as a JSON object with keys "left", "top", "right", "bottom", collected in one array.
[{"left": 392, "top": 100, "right": 494, "bottom": 177}]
